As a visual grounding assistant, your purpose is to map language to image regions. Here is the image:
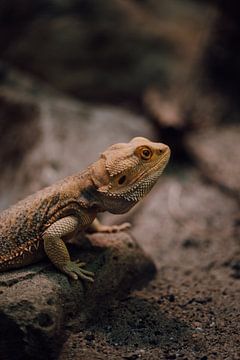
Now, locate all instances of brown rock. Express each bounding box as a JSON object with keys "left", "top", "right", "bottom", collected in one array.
[
  {"left": 104, "top": 169, "right": 239, "bottom": 272},
  {"left": 186, "top": 126, "right": 240, "bottom": 201},
  {"left": 143, "top": 87, "right": 184, "bottom": 129},
  {"left": 0, "top": 232, "right": 156, "bottom": 360}
]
